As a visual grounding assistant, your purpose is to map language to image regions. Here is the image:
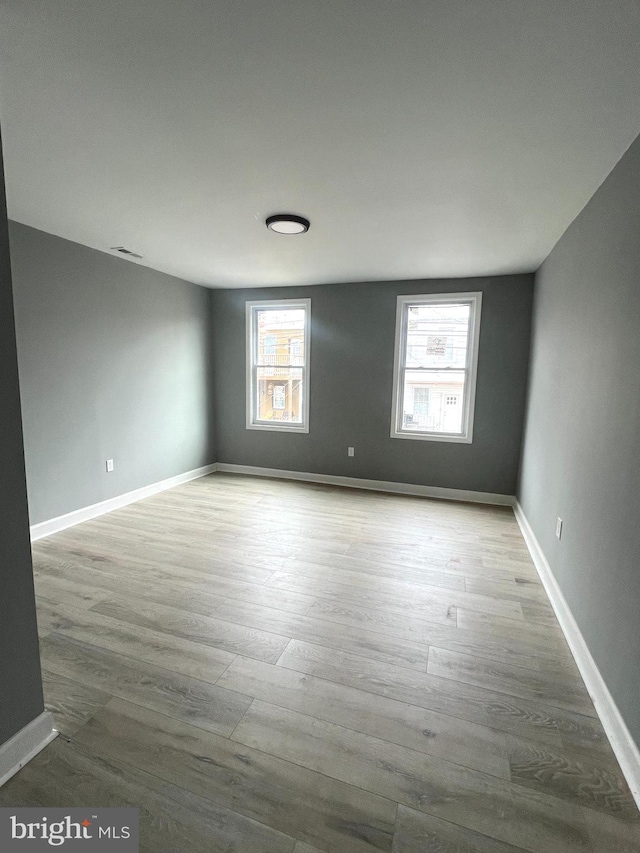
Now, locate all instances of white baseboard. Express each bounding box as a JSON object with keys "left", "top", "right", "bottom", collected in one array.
[
  {"left": 0, "top": 712, "right": 57, "bottom": 789},
  {"left": 215, "top": 463, "right": 515, "bottom": 506},
  {"left": 514, "top": 502, "right": 640, "bottom": 809},
  {"left": 30, "top": 463, "right": 218, "bottom": 541},
  {"left": 30, "top": 462, "right": 511, "bottom": 540}
]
